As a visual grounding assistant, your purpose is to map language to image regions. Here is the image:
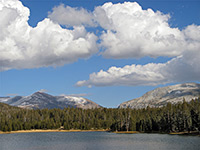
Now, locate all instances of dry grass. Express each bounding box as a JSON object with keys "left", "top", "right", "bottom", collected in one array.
[
  {"left": 0, "top": 129, "right": 108, "bottom": 134},
  {"left": 113, "top": 131, "right": 140, "bottom": 134}
]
